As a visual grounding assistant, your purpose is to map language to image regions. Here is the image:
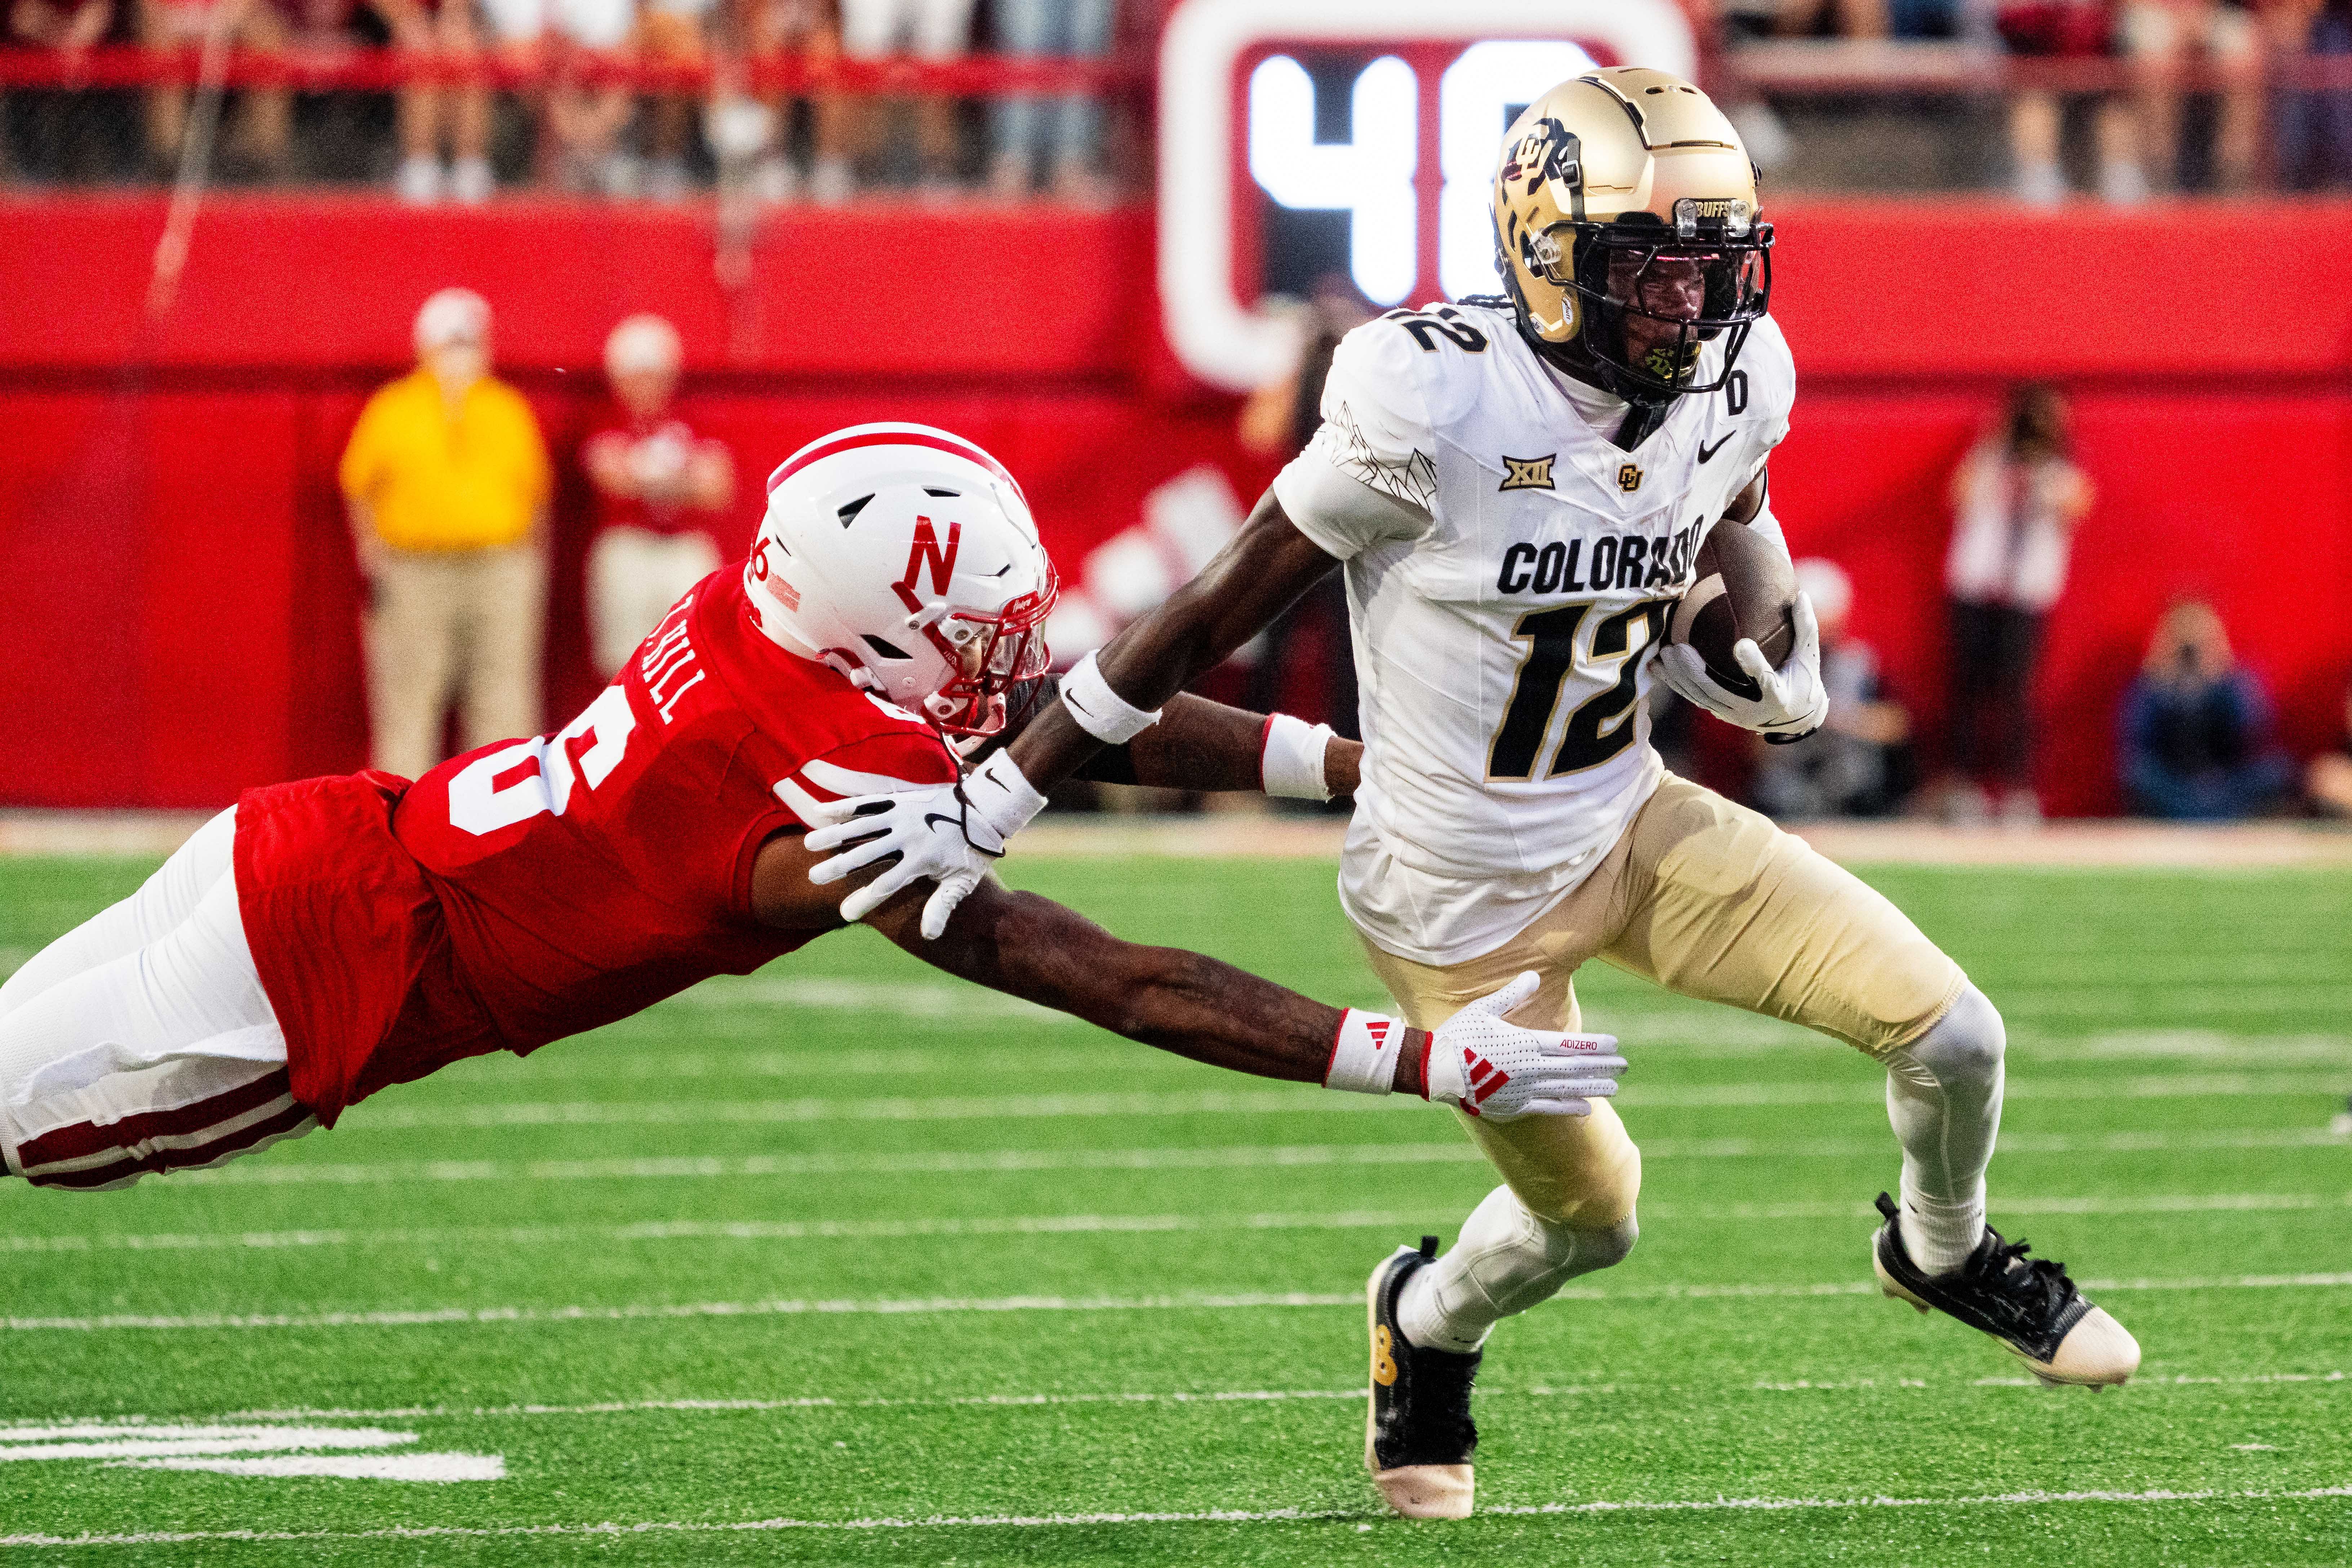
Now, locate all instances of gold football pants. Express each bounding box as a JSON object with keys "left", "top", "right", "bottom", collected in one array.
[{"left": 1359, "top": 773, "right": 1966, "bottom": 1232}]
